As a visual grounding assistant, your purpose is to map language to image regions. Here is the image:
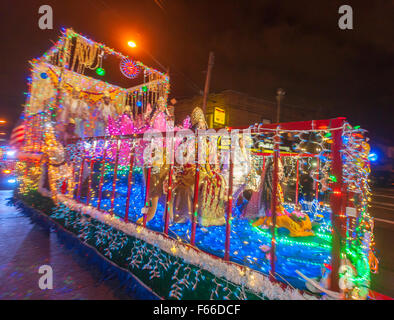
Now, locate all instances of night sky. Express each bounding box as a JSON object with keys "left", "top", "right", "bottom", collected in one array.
[{"left": 0, "top": 0, "right": 393, "bottom": 143}]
